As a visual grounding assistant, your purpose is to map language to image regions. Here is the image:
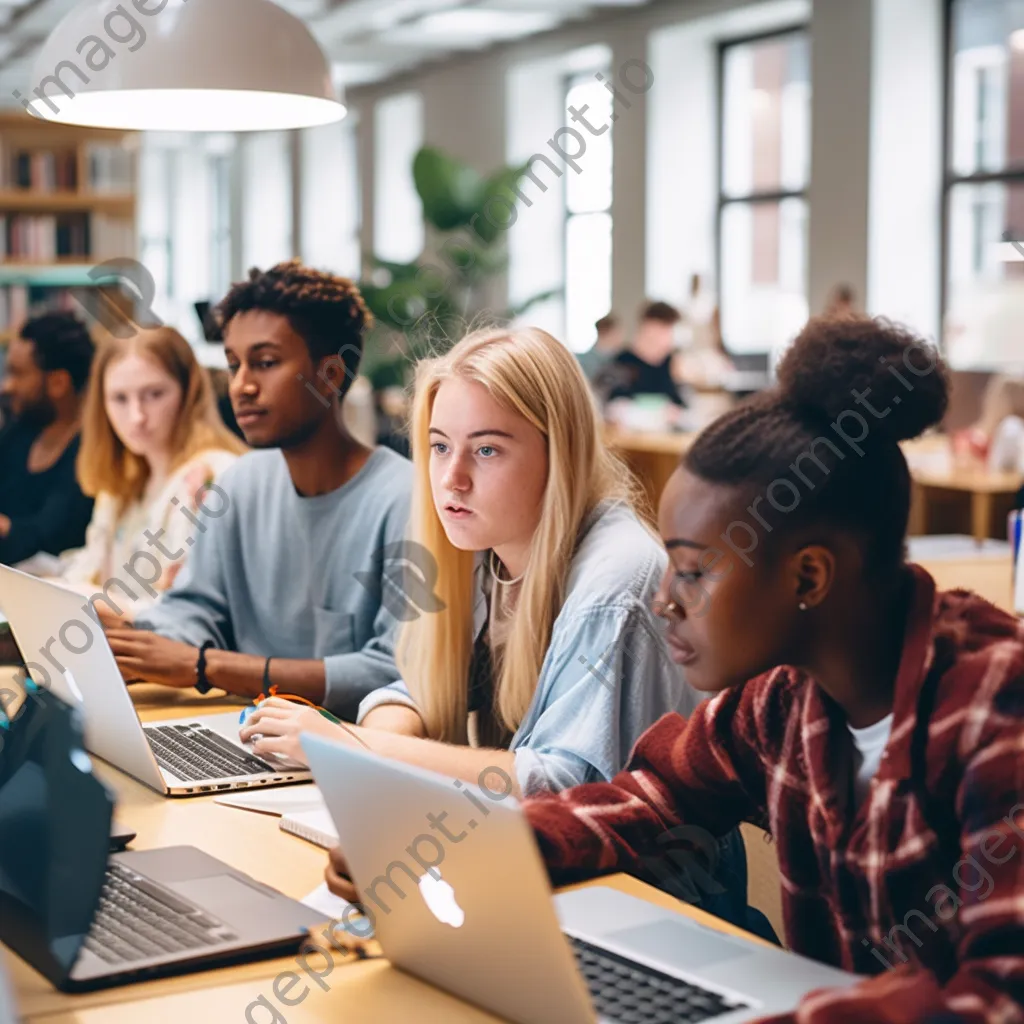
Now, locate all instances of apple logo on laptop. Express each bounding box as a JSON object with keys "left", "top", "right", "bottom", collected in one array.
[{"left": 418, "top": 869, "right": 465, "bottom": 928}]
